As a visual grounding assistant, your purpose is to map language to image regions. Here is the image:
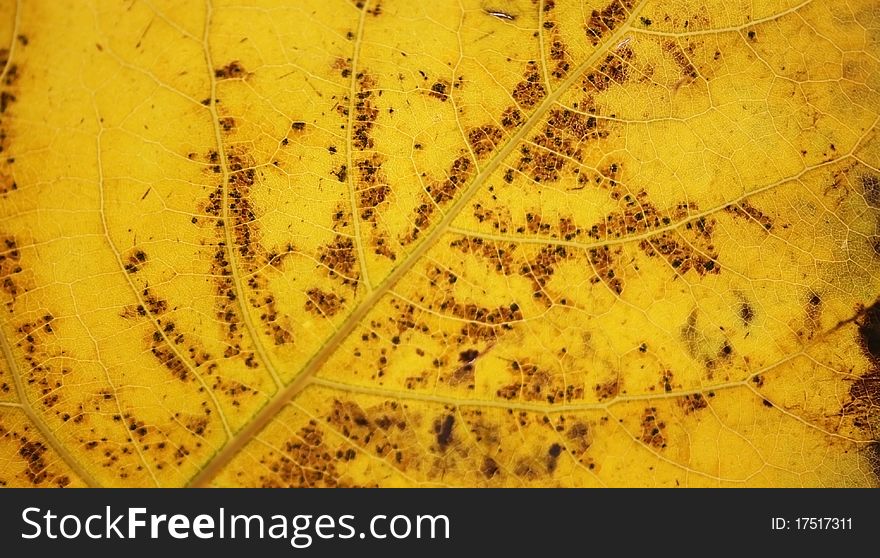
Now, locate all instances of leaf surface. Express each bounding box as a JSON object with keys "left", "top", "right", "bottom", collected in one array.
[{"left": 1, "top": 0, "right": 879, "bottom": 487}]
